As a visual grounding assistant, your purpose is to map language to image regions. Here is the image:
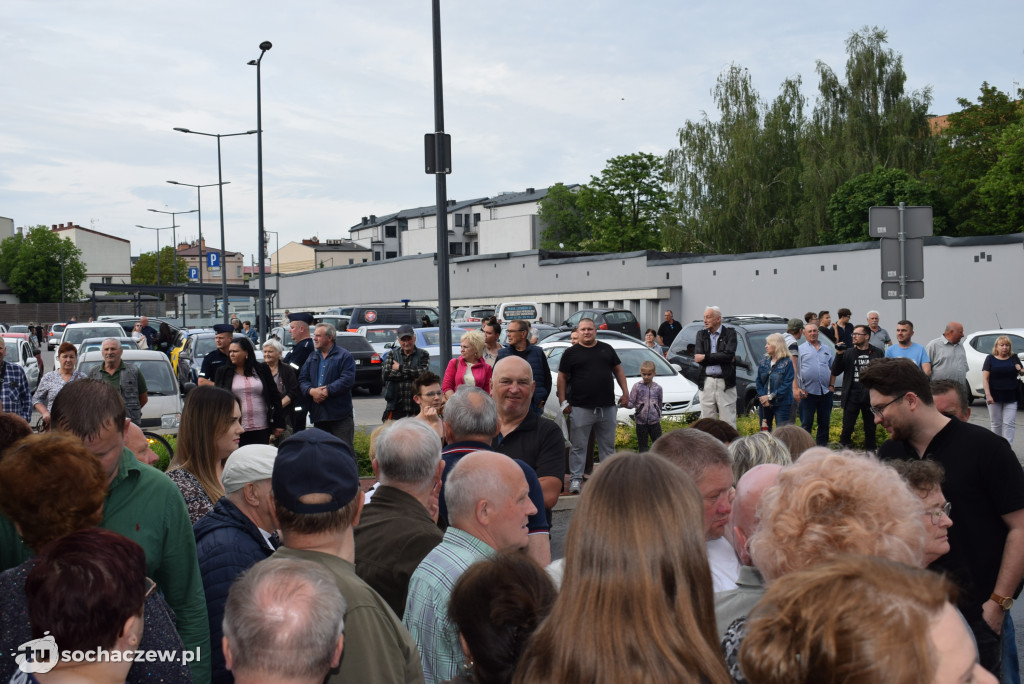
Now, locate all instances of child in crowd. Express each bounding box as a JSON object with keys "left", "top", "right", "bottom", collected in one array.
[{"left": 628, "top": 360, "right": 663, "bottom": 452}]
